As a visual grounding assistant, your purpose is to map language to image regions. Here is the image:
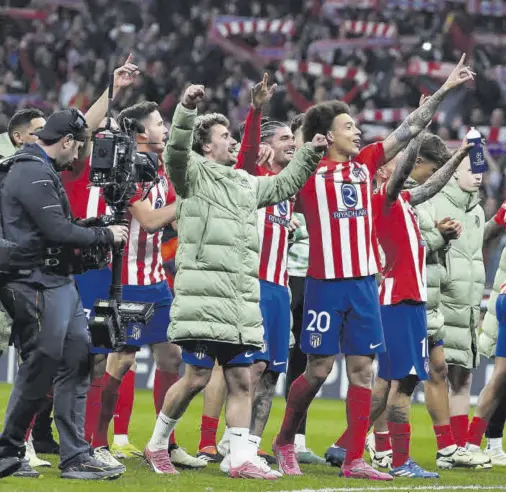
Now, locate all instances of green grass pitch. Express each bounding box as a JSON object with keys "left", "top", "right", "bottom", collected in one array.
[{"left": 1, "top": 383, "right": 505, "bottom": 491}]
